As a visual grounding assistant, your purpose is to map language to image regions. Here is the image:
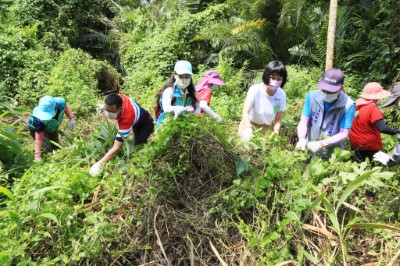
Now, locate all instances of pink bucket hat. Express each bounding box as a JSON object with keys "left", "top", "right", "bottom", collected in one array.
[
  {"left": 360, "top": 82, "right": 391, "bottom": 100},
  {"left": 195, "top": 70, "right": 226, "bottom": 91}
]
